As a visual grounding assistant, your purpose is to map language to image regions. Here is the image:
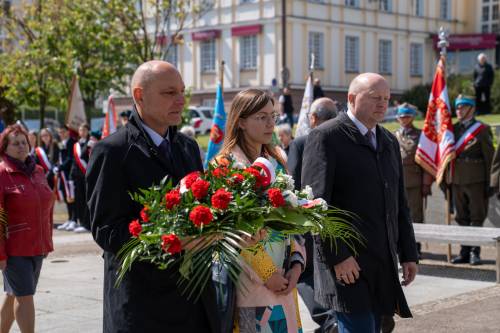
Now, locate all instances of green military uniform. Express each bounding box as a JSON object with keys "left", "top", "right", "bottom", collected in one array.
[
  {"left": 448, "top": 96, "right": 494, "bottom": 265},
  {"left": 395, "top": 126, "right": 425, "bottom": 224}
]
